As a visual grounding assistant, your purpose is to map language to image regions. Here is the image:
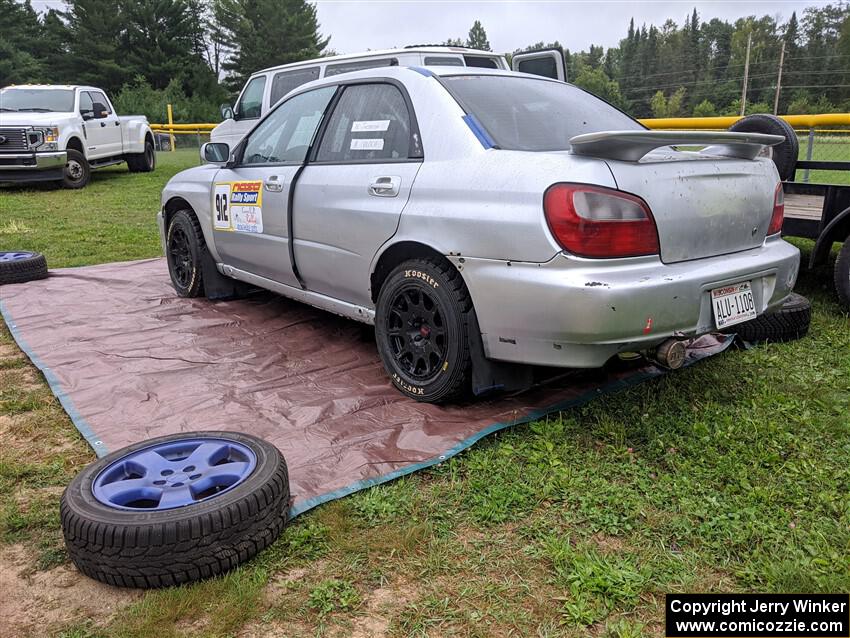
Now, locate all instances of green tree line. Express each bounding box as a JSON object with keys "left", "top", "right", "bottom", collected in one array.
[{"left": 2, "top": 0, "right": 848, "bottom": 122}]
